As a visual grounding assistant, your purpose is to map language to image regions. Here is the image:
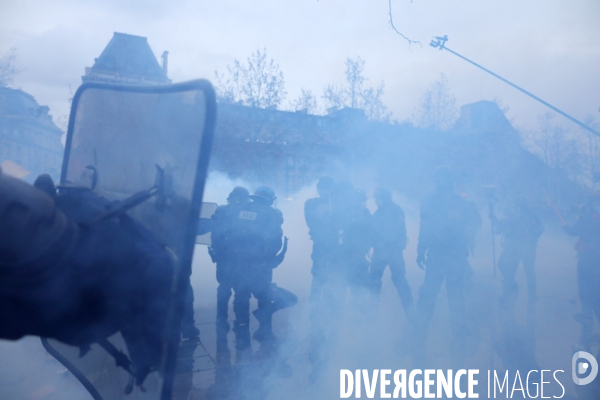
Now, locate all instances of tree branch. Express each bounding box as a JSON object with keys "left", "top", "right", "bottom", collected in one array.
[{"left": 388, "top": 0, "right": 421, "bottom": 49}]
